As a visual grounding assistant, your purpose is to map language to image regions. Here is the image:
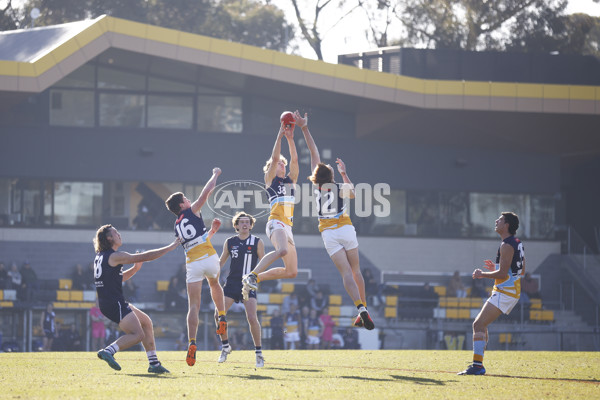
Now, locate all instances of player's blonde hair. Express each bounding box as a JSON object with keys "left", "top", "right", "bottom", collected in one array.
[{"left": 263, "top": 155, "right": 288, "bottom": 173}]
